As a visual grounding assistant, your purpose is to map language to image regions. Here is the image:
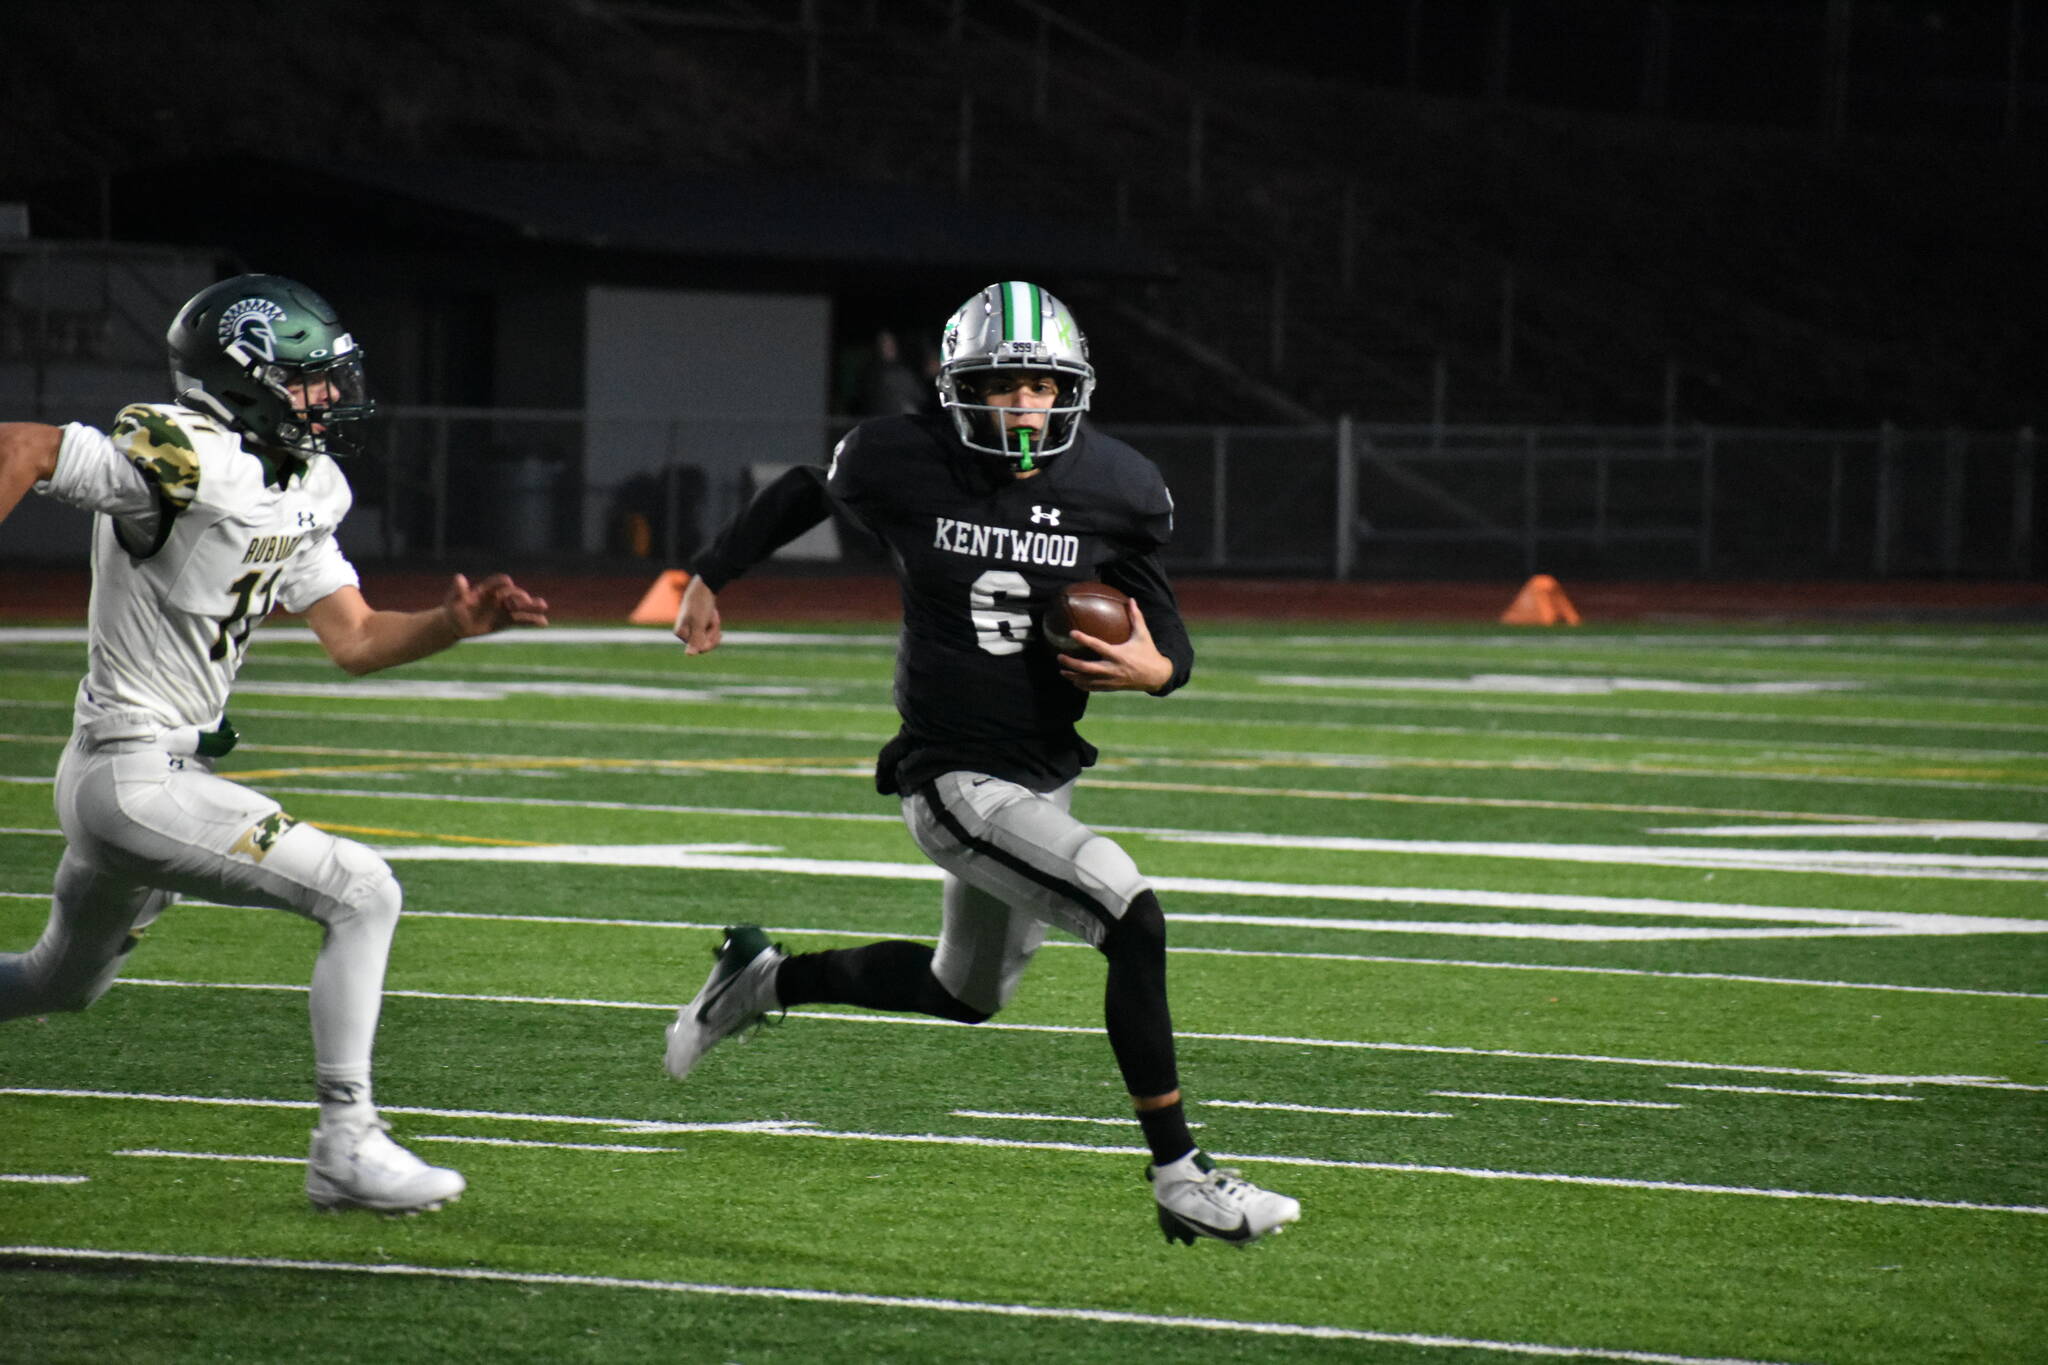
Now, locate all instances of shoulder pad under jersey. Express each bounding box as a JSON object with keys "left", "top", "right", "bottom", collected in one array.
[{"left": 109, "top": 403, "right": 228, "bottom": 513}]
